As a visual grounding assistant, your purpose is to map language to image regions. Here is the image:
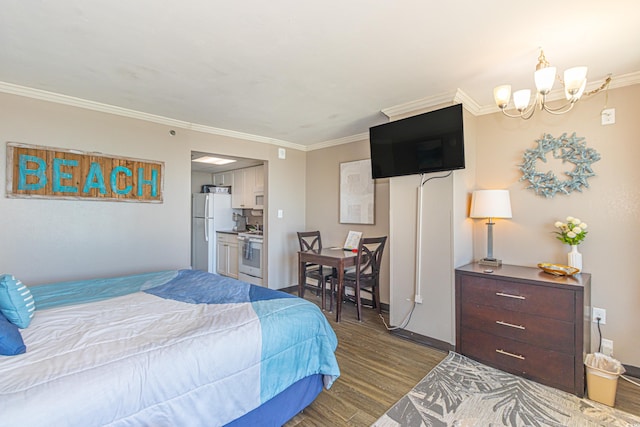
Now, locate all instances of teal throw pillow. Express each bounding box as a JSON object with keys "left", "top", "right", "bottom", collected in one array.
[
  {"left": 0, "top": 275, "right": 36, "bottom": 328},
  {"left": 0, "top": 311, "right": 26, "bottom": 356}
]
